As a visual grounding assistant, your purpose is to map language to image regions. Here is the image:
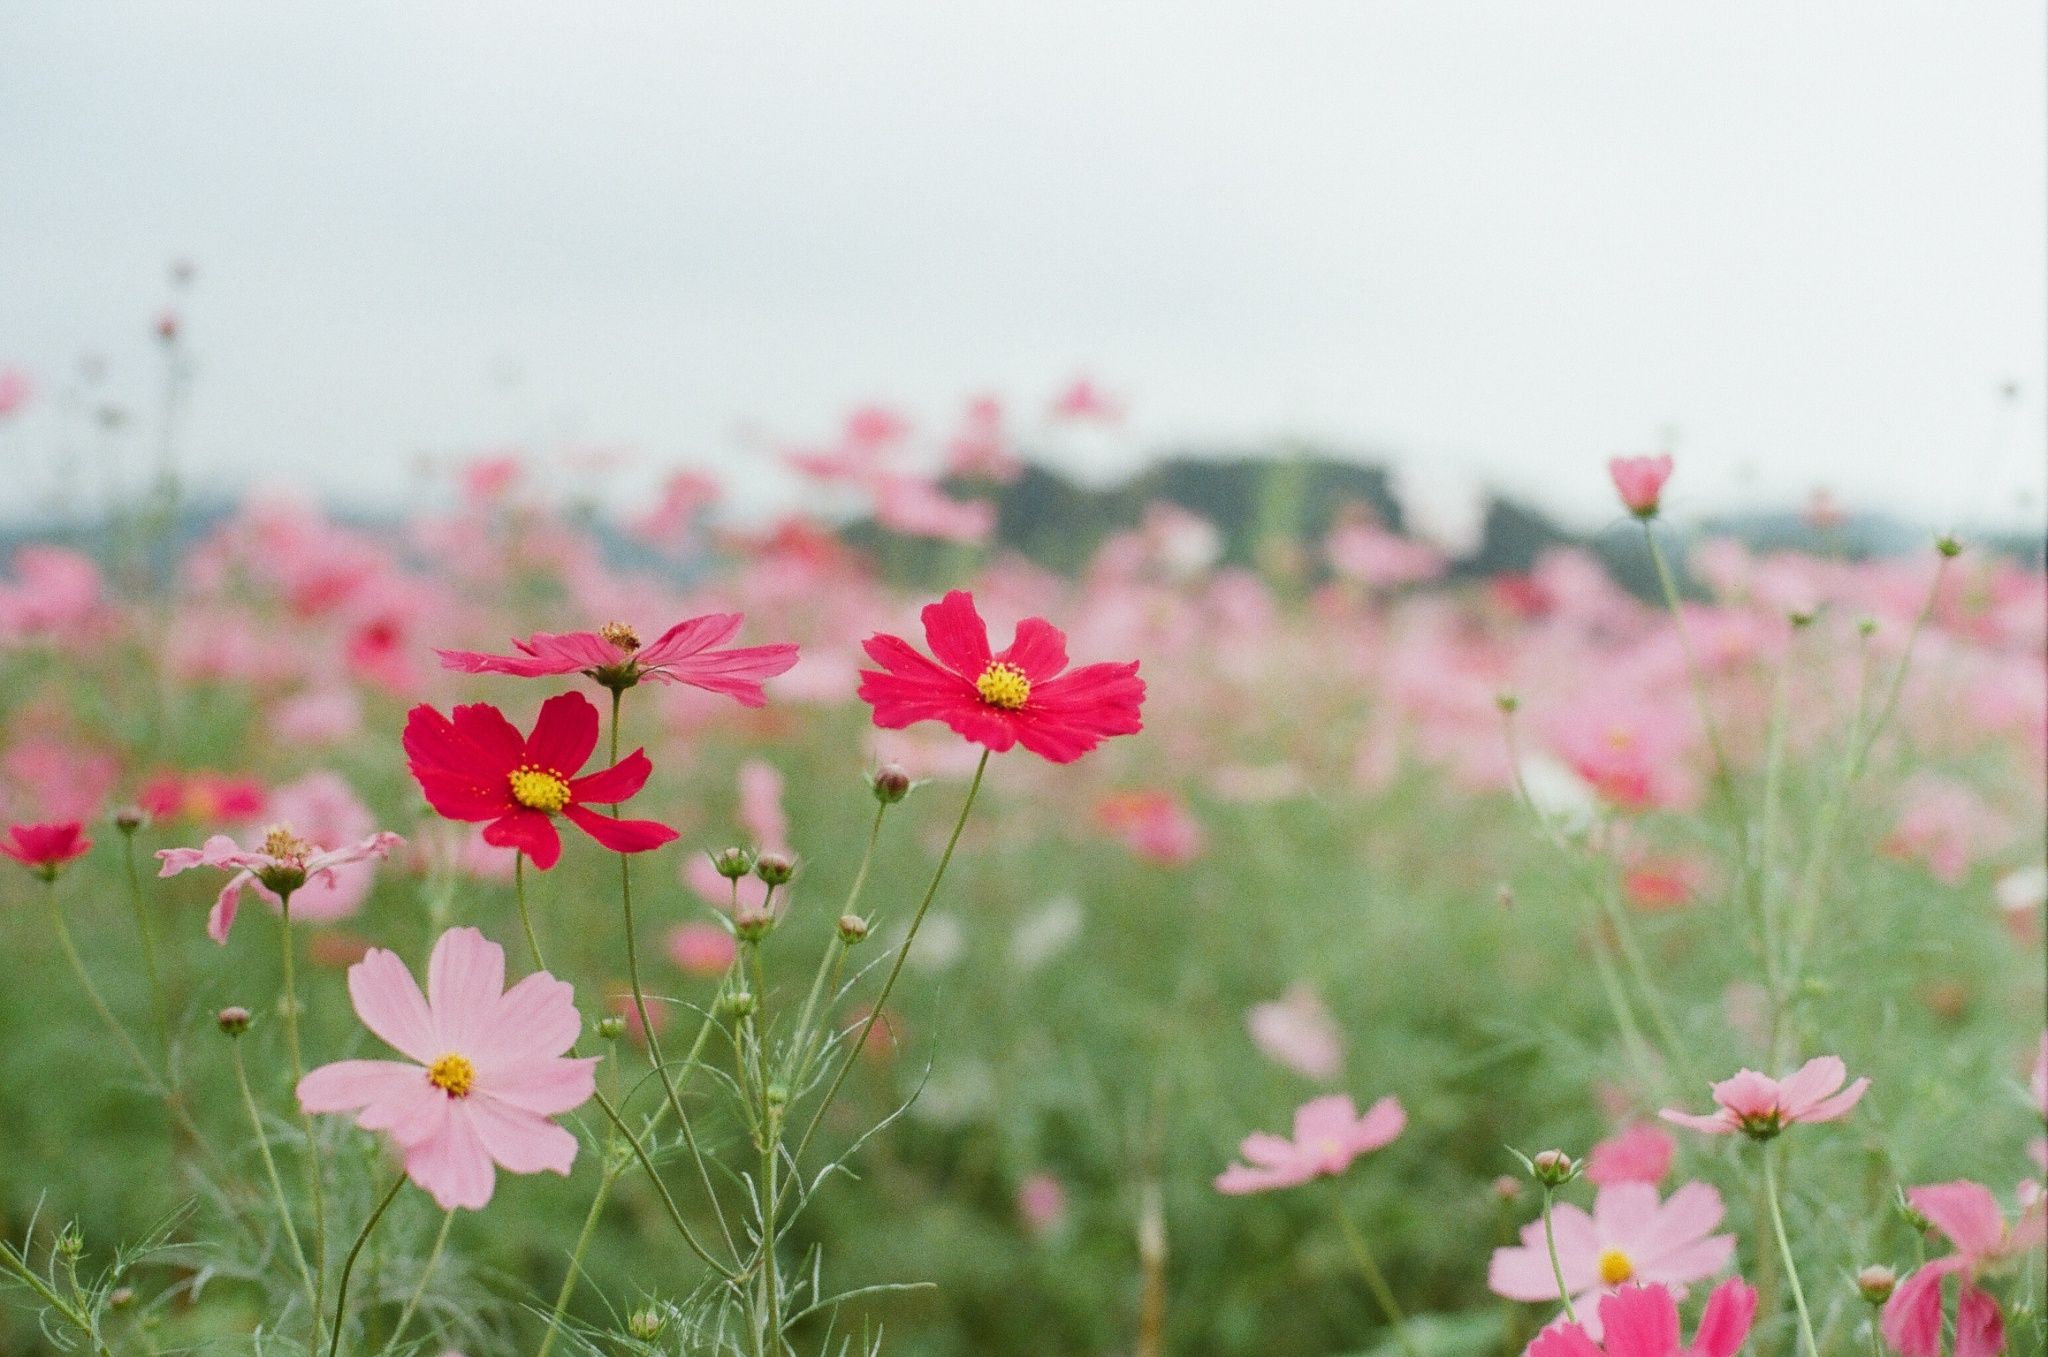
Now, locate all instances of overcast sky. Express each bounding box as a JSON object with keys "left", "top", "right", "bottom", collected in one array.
[{"left": 2, "top": 2, "right": 2043, "bottom": 532}]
